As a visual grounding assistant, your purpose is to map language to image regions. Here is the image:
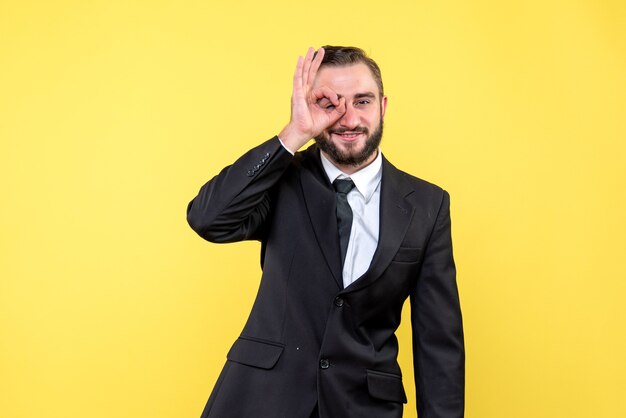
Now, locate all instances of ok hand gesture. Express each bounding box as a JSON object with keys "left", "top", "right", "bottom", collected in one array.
[{"left": 279, "top": 47, "right": 346, "bottom": 152}]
